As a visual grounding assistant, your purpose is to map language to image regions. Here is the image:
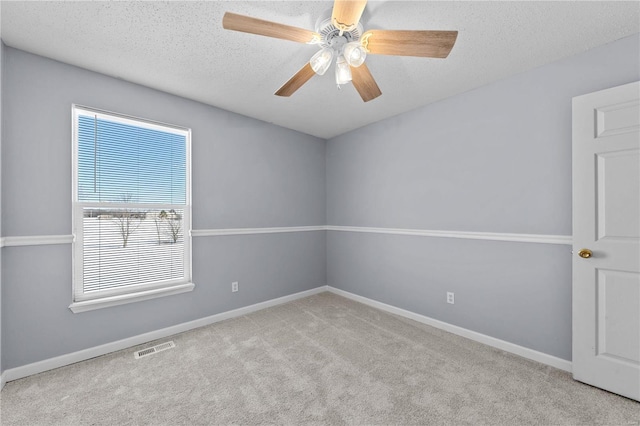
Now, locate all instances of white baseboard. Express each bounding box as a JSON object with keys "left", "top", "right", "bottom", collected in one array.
[
  {"left": 327, "top": 286, "right": 572, "bottom": 373},
  {"left": 1, "top": 285, "right": 328, "bottom": 385},
  {"left": 2, "top": 284, "right": 571, "bottom": 387}
]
